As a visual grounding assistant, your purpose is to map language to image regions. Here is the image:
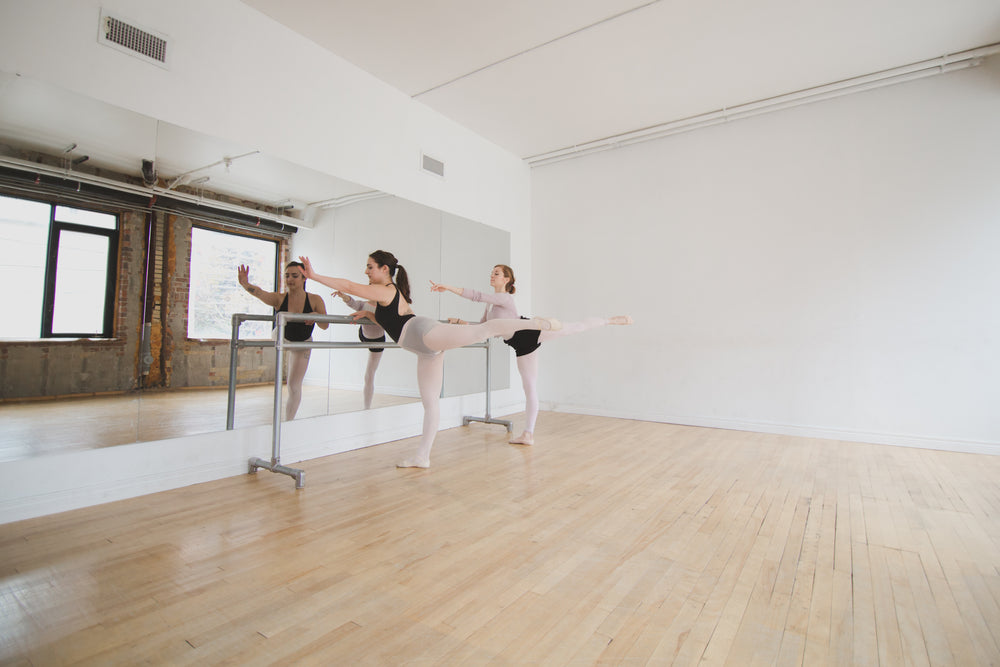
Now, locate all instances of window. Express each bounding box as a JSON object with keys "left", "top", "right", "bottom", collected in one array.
[
  {"left": 0, "top": 194, "right": 118, "bottom": 338},
  {"left": 187, "top": 226, "right": 278, "bottom": 339}
]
